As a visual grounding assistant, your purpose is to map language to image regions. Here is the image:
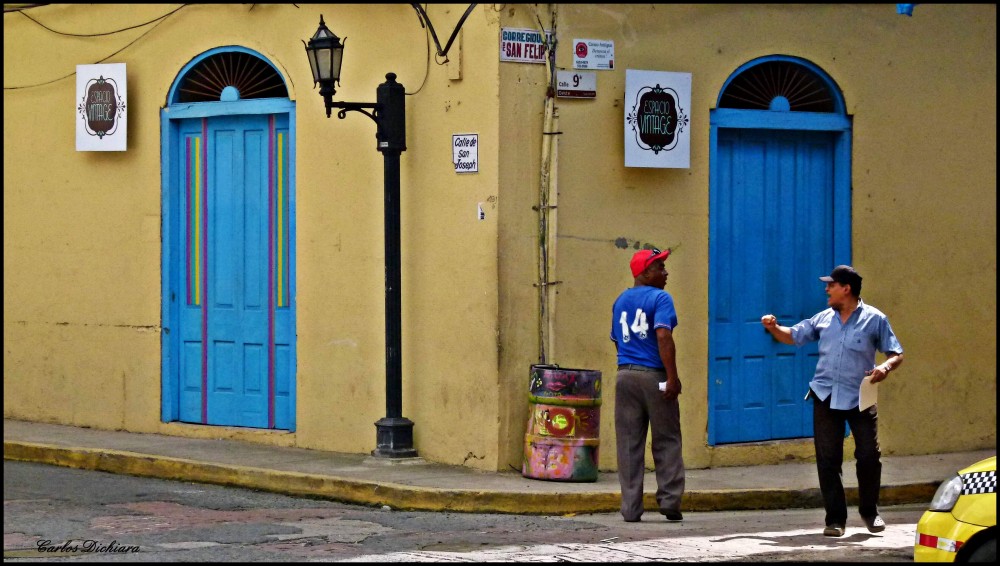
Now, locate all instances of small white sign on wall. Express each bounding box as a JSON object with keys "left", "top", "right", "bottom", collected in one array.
[
  {"left": 76, "top": 63, "right": 127, "bottom": 151},
  {"left": 453, "top": 133, "right": 478, "bottom": 173},
  {"left": 624, "top": 69, "right": 691, "bottom": 168},
  {"left": 500, "top": 28, "right": 552, "bottom": 64},
  {"left": 573, "top": 39, "right": 614, "bottom": 70},
  {"left": 556, "top": 70, "right": 597, "bottom": 99}
]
